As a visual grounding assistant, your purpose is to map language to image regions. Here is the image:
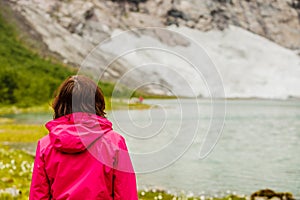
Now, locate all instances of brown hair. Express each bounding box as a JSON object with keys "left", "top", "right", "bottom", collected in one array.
[{"left": 52, "top": 75, "right": 106, "bottom": 119}]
